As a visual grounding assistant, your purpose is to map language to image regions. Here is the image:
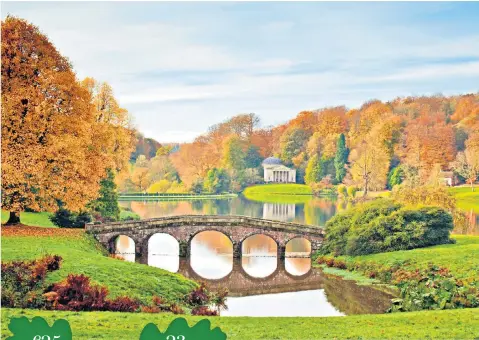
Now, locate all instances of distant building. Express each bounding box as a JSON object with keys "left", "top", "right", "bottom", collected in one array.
[
  {"left": 262, "top": 157, "right": 296, "bottom": 183},
  {"left": 438, "top": 170, "right": 457, "bottom": 186}
]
